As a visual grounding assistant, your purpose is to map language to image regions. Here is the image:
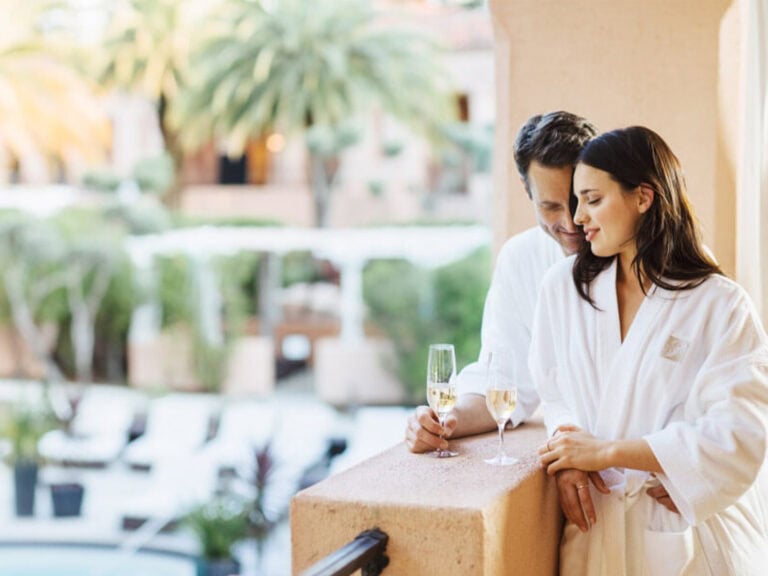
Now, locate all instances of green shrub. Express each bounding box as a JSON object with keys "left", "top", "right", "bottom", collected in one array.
[
  {"left": 155, "top": 251, "right": 260, "bottom": 391},
  {"left": 281, "top": 251, "right": 323, "bottom": 287},
  {"left": 184, "top": 496, "right": 248, "bottom": 560},
  {"left": 172, "top": 215, "right": 283, "bottom": 228},
  {"left": 133, "top": 153, "right": 174, "bottom": 195},
  {"left": 81, "top": 169, "right": 121, "bottom": 193},
  {"left": 363, "top": 245, "right": 490, "bottom": 402},
  {"left": 156, "top": 255, "right": 195, "bottom": 330}
]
